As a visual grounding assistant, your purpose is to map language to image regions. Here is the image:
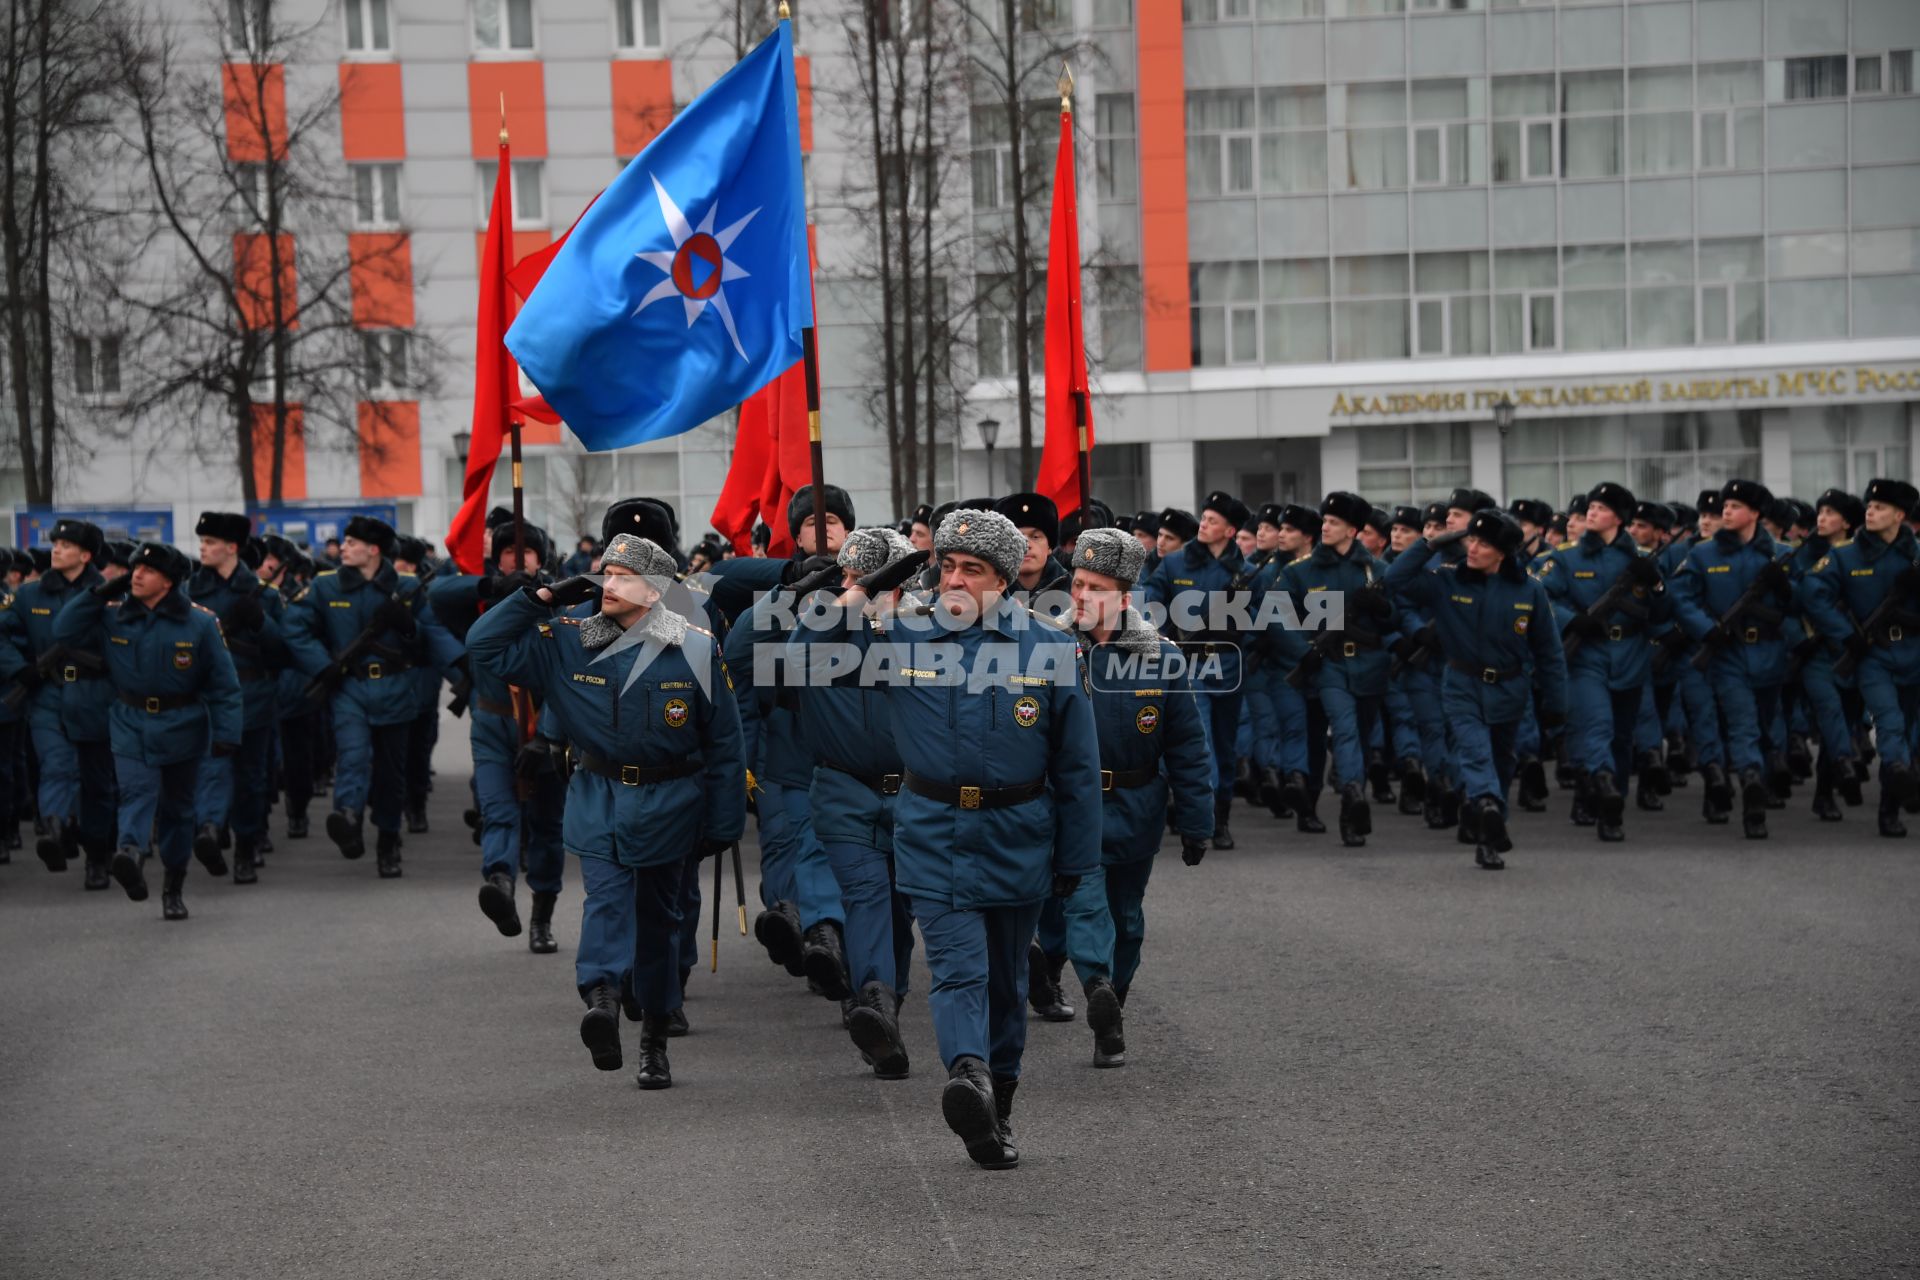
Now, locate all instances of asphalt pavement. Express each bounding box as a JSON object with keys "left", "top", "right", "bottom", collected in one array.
[{"left": 2, "top": 728, "right": 1916, "bottom": 1279}]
